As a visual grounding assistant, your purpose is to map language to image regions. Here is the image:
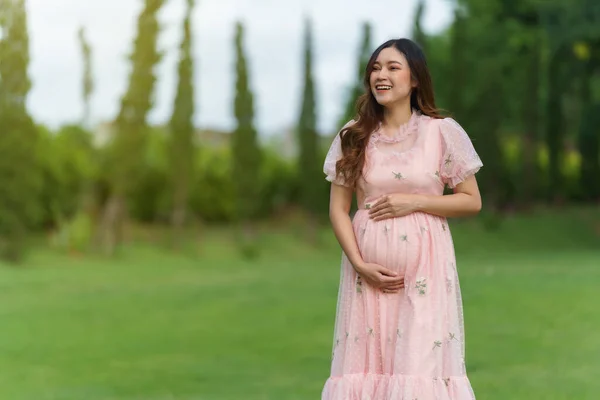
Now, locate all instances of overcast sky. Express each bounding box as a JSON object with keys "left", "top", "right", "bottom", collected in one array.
[{"left": 26, "top": 0, "right": 454, "bottom": 135}]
